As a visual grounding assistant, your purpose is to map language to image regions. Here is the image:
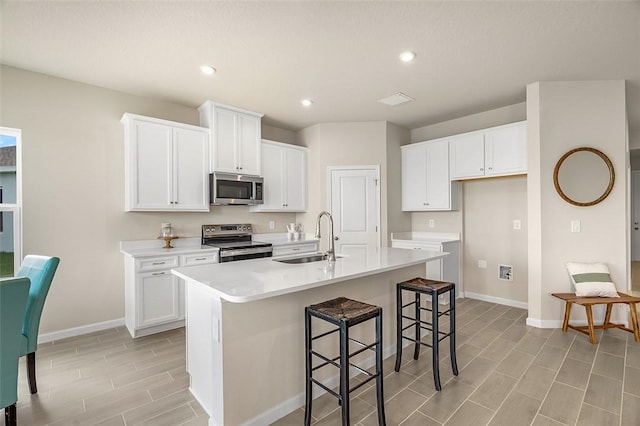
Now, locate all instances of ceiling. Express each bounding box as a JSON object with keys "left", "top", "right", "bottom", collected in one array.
[{"left": 1, "top": 1, "right": 639, "bottom": 135}]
